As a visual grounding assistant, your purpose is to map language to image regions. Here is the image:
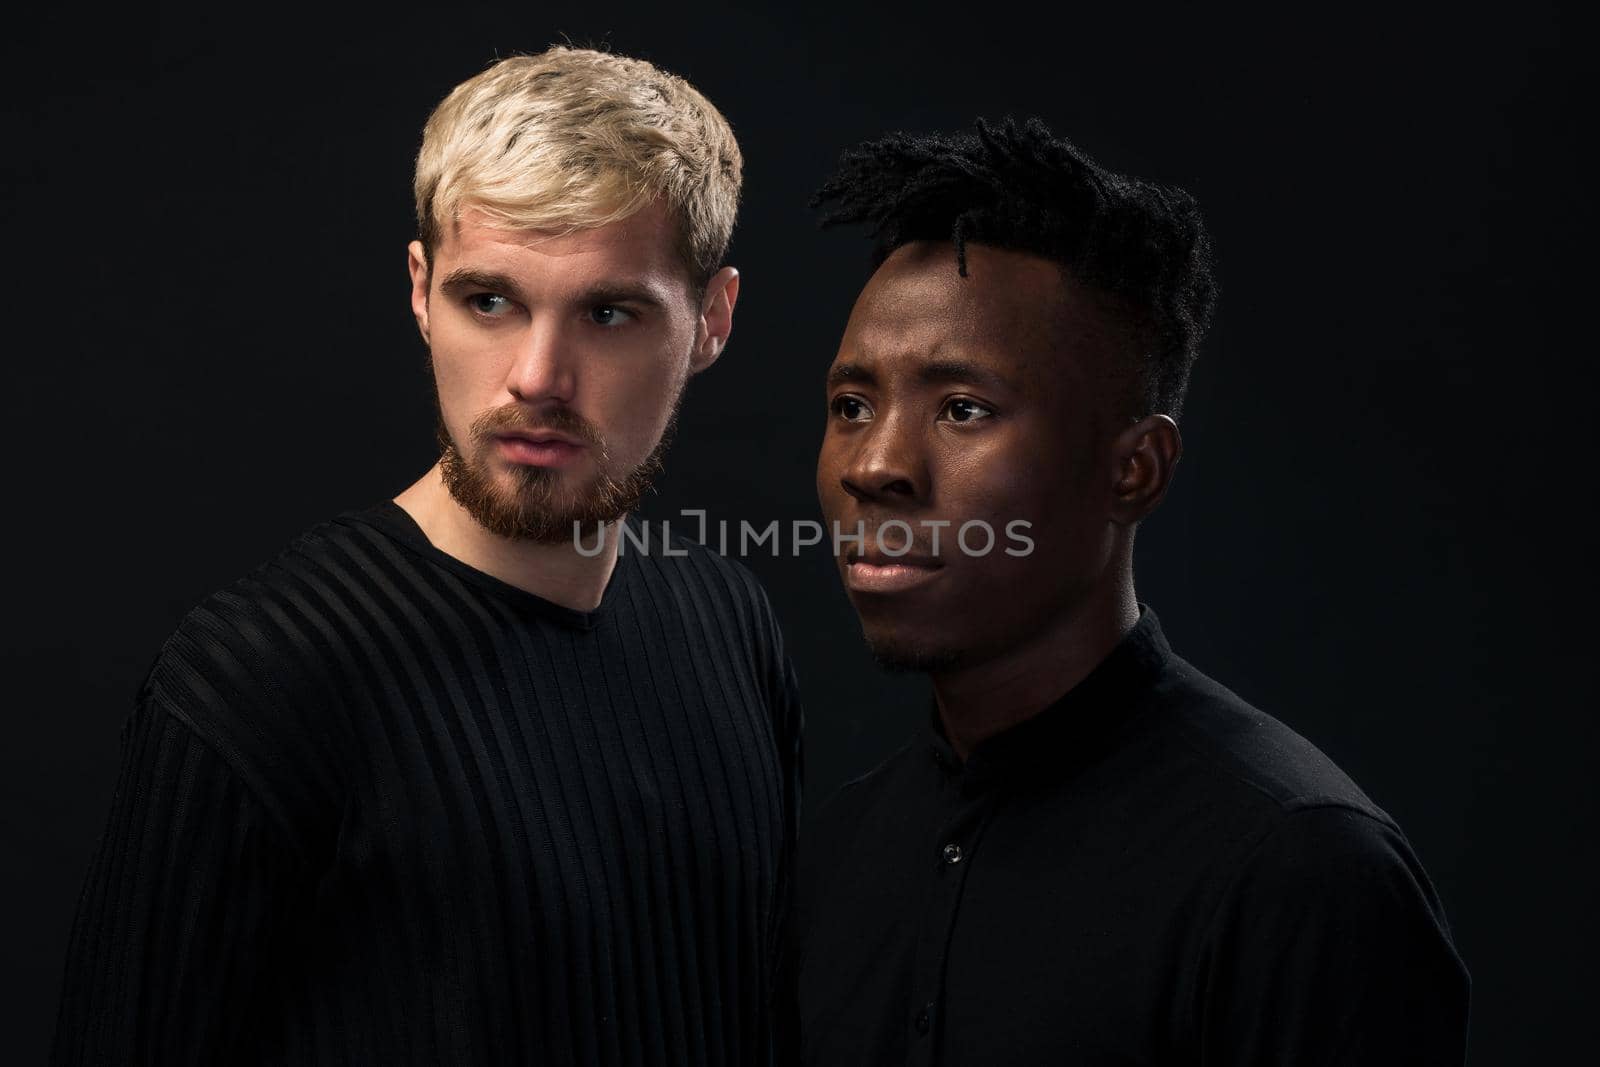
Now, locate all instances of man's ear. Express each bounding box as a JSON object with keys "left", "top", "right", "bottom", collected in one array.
[
  {"left": 407, "top": 240, "right": 432, "bottom": 344},
  {"left": 1109, "top": 414, "right": 1183, "bottom": 526},
  {"left": 690, "top": 266, "right": 741, "bottom": 374}
]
